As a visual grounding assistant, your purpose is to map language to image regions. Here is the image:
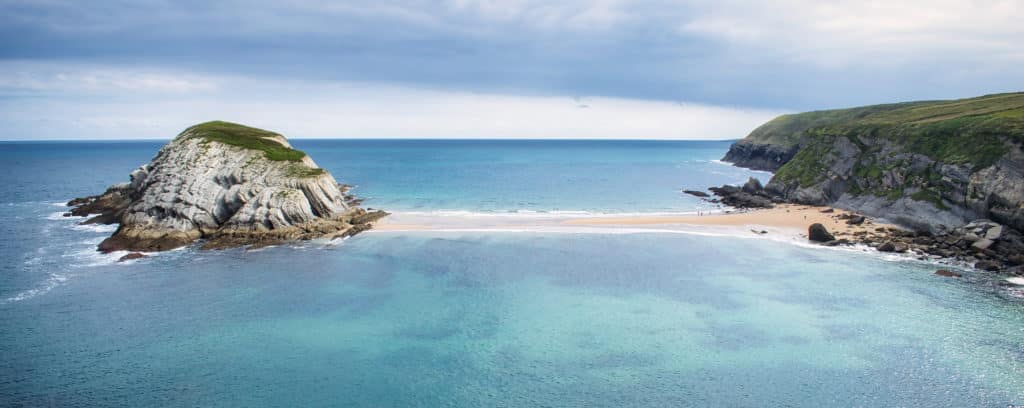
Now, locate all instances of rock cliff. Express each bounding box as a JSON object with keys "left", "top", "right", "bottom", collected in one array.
[
  {"left": 67, "top": 121, "right": 387, "bottom": 251},
  {"left": 721, "top": 92, "right": 1024, "bottom": 233}
]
